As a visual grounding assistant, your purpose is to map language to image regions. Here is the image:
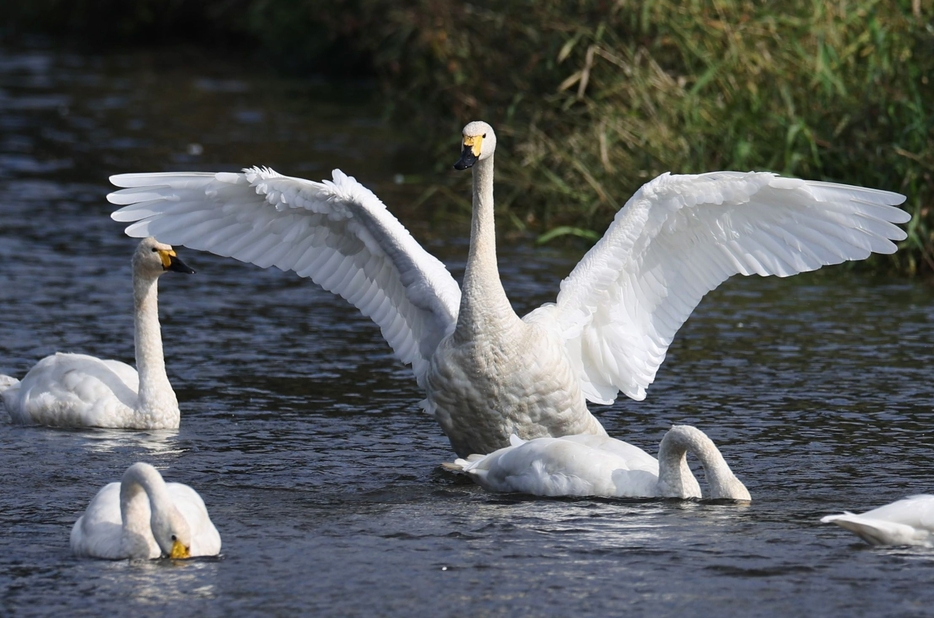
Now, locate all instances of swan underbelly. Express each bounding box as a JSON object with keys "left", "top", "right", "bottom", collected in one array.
[{"left": 426, "top": 327, "right": 606, "bottom": 457}]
